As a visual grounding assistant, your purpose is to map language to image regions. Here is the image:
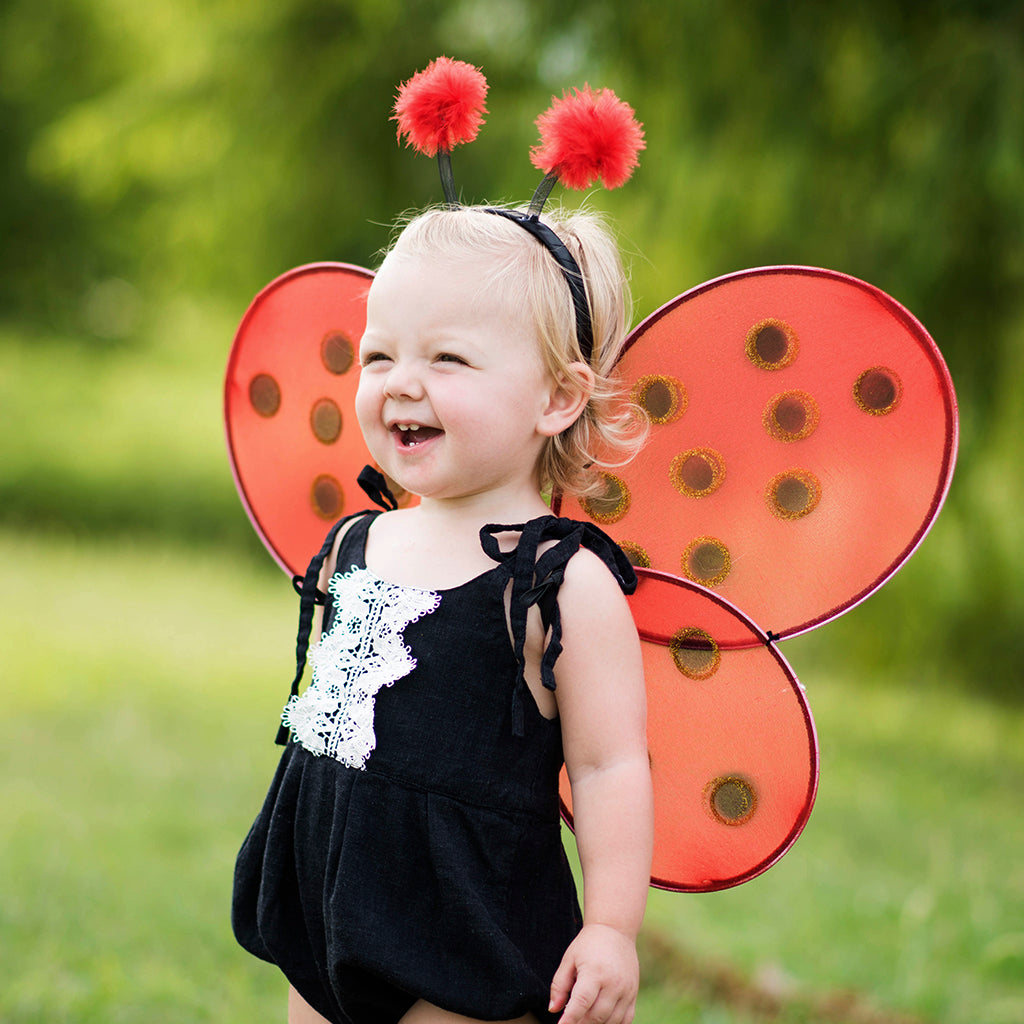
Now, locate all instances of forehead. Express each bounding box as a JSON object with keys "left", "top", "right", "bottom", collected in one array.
[
  {"left": 367, "top": 247, "right": 518, "bottom": 324},
  {"left": 383, "top": 212, "right": 533, "bottom": 288},
  {"left": 361, "top": 249, "right": 548, "bottom": 370}
]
